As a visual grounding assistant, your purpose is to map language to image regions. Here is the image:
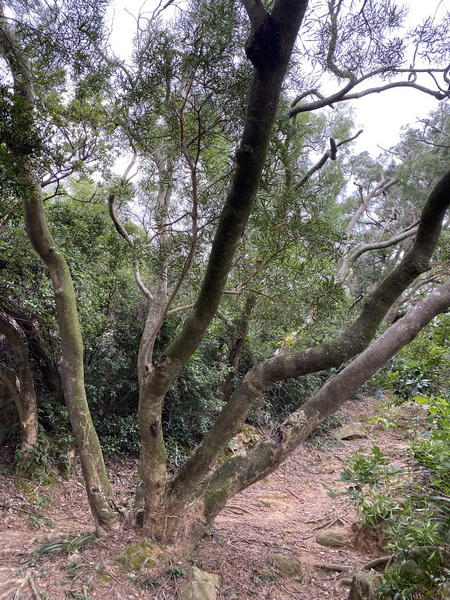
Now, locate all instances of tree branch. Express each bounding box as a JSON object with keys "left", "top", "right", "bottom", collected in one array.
[
  {"left": 200, "top": 276, "right": 450, "bottom": 523},
  {"left": 240, "top": 0, "right": 268, "bottom": 31},
  {"left": 108, "top": 194, "right": 153, "bottom": 302},
  {"left": 168, "top": 166, "right": 450, "bottom": 508},
  {"left": 295, "top": 130, "right": 363, "bottom": 189},
  {"left": 290, "top": 68, "right": 450, "bottom": 117}
]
